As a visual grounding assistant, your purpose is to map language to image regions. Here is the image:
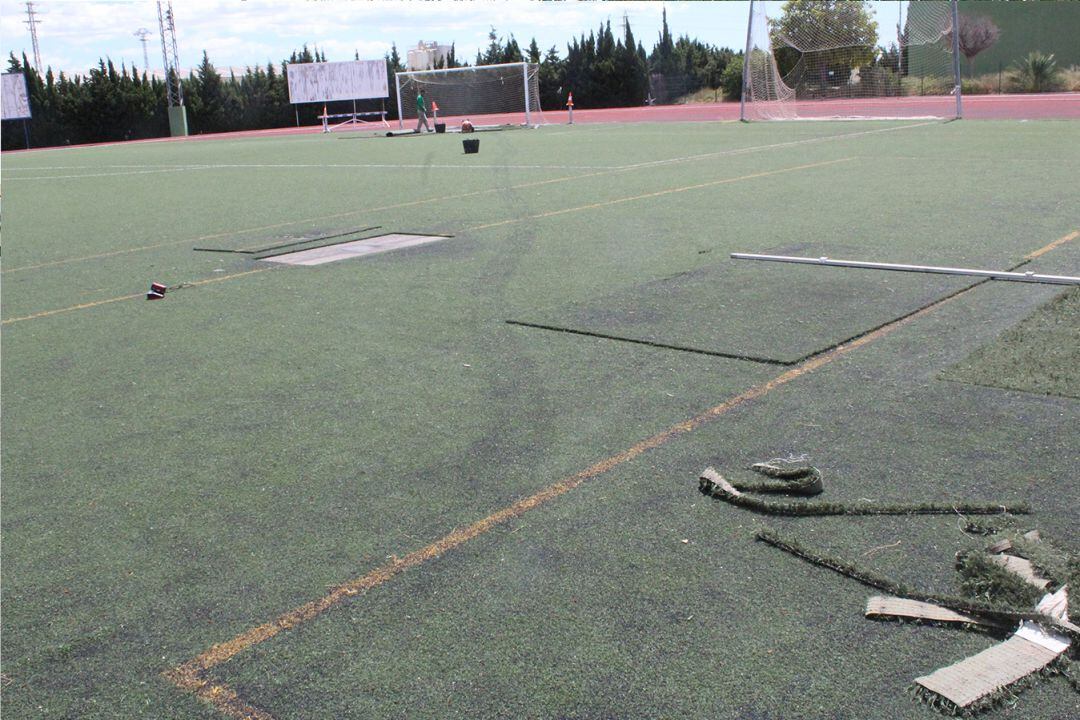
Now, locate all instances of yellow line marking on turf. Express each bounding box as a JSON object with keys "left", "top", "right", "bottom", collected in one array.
[
  {"left": 3, "top": 121, "right": 935, "bottom": 275},
  {"left": 1, "top": 292, "right": 145, "bottom": 325},
  {"left": 4, "top": 158, "right": 855, "bottom": 325},
  {"left": 166, "top": 680, "right": 275, "bottom": 720},
  {"left": 164, "top": 249, "right": 998, "bottom": 720},
  {"left": 0, "top": 171, "right": 599, "bottom": 274},
  {"left": 1, "top": 268, "right": 270, "bottom": 326},
  {"left": 0, "top": 160, "right": 842, "bottom": 325},
  {"left": 466, "top": 158, "right": 855, "bottom": 232},
  {"left": 1025, "top": 230, "right": 1078, "bottom": 260}
]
